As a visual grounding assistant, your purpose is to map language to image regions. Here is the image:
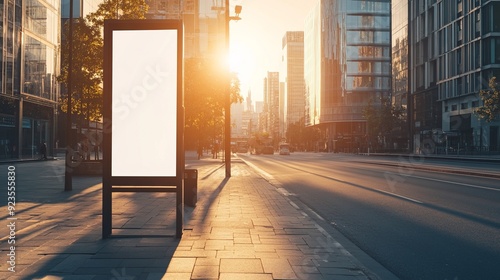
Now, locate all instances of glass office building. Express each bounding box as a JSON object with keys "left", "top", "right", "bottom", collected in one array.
[
  {"left": 305, "top": 0, "right": 391, "bottom": 152},
  {"left": 146, "top": 0, "right": 226, "bottom": 59},
  {"left": 392, "top": 0, "right": 409, "bottom": 109},
  {"left": 392, "top": 0, "right": 410, "bottom": 149},
  {"left": 282, "top": 31, "right": 305, "bottom": 130},
  {"left": 0, "top": 0, "right": 60, "bottom": 159},
  {"left": 409, "top": 0, "right": 500, "bottom": 153},
  {"left": 264, "top": 72, "right": 280, "bottom": 144}
]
